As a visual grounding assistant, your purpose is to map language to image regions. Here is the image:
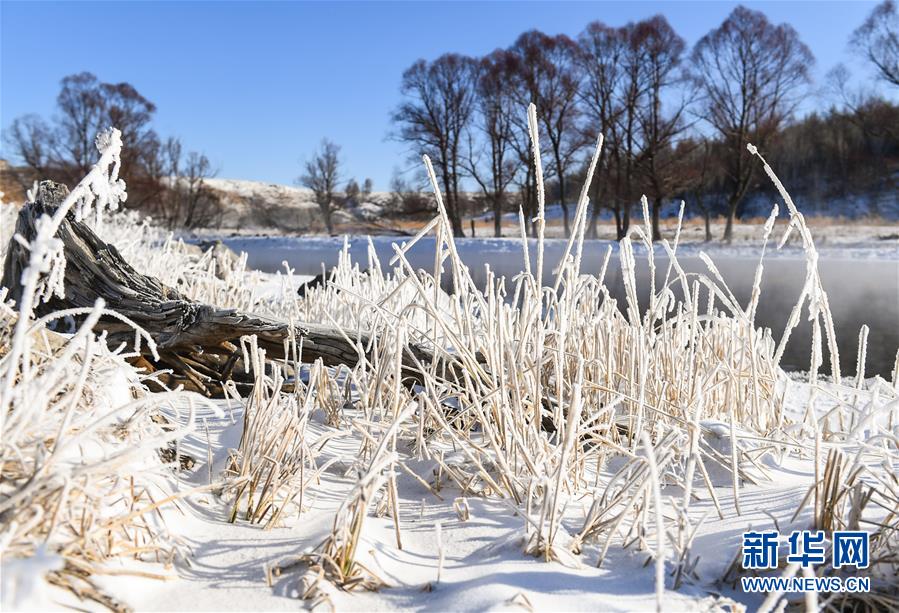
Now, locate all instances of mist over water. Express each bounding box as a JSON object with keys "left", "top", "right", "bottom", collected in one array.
[{"left": 223, "top": 235, "right": 899, "bottom": 378}]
